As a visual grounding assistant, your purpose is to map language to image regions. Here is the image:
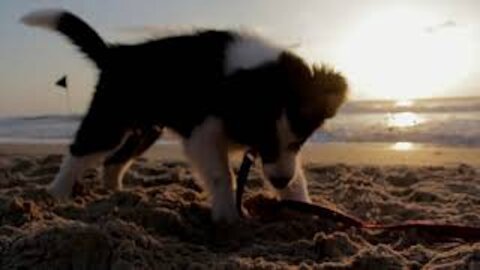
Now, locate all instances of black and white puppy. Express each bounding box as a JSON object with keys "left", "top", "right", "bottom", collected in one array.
[{"left": 22, "top": 9, "right": 348, "bottom": 223}]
